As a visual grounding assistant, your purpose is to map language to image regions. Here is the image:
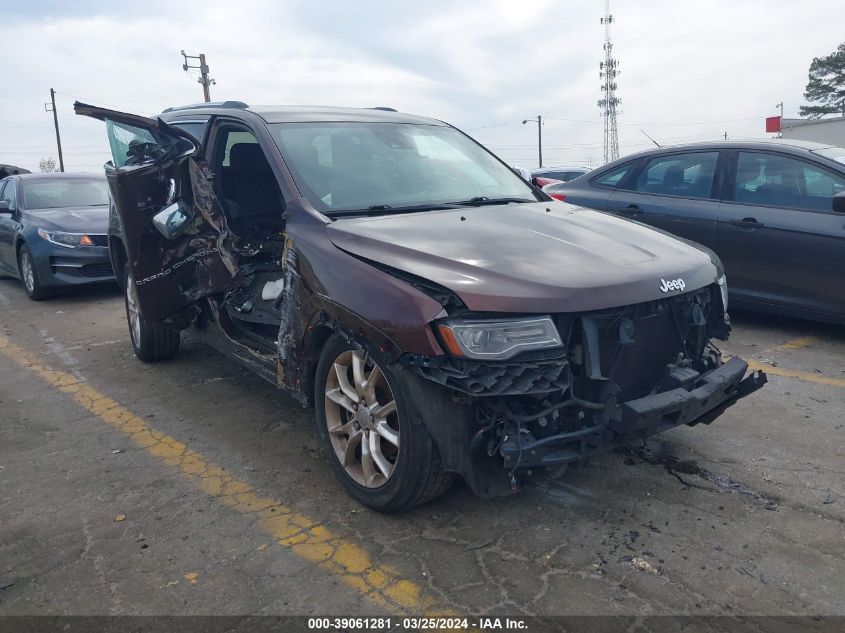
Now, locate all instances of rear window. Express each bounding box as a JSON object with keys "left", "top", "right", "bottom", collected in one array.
[
  {"left": 591, "top": 163, "right": 634, "bottom": 188},
  {"left": 22, "top": 178, "right": 110, "bottom": 209}
]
